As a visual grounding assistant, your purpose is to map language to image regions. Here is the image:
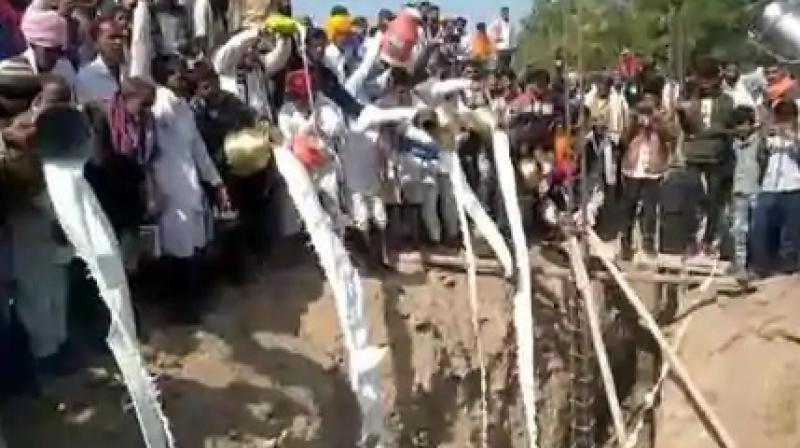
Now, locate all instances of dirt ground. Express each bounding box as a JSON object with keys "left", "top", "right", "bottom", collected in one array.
[
  {"left": 0, "top": 242, "right": 530, "bottom": 448},
  {"left": 6, "top": 235, "right": 798, "bottom": 448},
  {"left": 656, "top": 274, "right": 800, "bottom": 448}
]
